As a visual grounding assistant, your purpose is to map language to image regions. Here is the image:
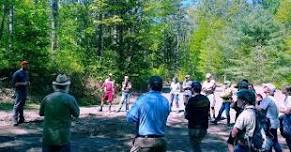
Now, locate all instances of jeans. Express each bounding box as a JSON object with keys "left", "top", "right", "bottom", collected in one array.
[
  {"left": 267, "top": 128, "right": 282, "bottom": 152},
  {"left": 234, "top": 144, "right": 249, "bottom": 152},
  {"left": 42, "top": 143, "right": 71, "bottom": 152},
  {"left": 189, "top": 128, "right": 207, "bottom": 152},
  {"left": 286, "top": 137, "right": 291, "bottom": 150},
  {"left": 13, "top": 90, "right": 27, "bottom": 123},
  {"left": 118, "top": 92, "right": 130, "bottom": 111},
  {"left": 215, "top": 102, "right": 230, "bottom": 124},
  {"left": 170, "top": 93, "right": 179, "bottom": 109}
]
